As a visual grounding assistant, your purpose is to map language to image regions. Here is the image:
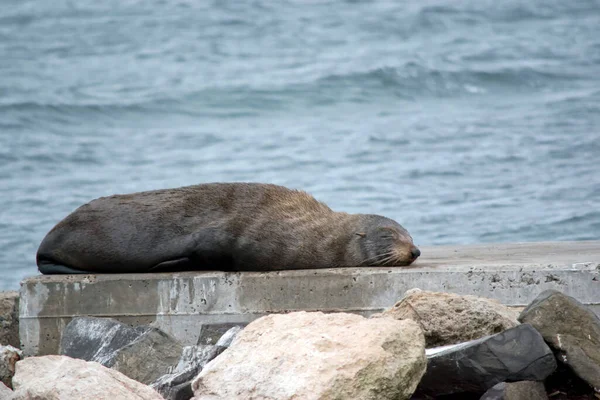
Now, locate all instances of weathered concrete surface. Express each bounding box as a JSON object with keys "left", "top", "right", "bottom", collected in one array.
[{"left": 19, "top": 241, "right": 600, "bottom": 356}]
